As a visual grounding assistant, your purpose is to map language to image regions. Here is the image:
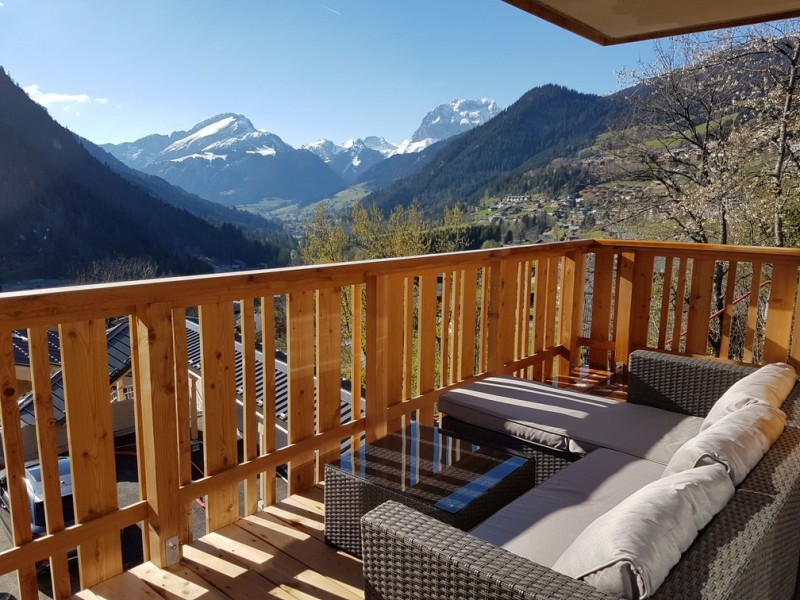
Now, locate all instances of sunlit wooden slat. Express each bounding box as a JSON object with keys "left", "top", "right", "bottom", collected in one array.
[
  {"left": 240, "top": 298, "right": 259, "bottom": 515},
  {"left": 171, "top": 310, "right": 193, "bottom": 544},
  {"left": 719, "top": 261, "right": 738, "bottom": 360},
  {"left": 60, "top": 319, "right": 123, "bottom": 587},
  {"left": 198, "top": 303, "right": 239, "bottom": 531},
  {"left": 763, "top": 264, "right": 798, "bottom": 363},
  {"left": 286, "top": 291, "right": 316, "bottom": 493},
  {"left": 0, "top": 329, "right": 38, "bottom": 600},
  {"left": 417, "top": 273, "right": 437, "bottom": 425},
  {"left": 590, "top": 250, "right": 615, "bottom": 368},
  {"left": 744, "top": 262, "right": 763, "bottom": 363},
  {"left": 316, "top": 288, "right": 342, "bottom": 480},
  {"left": 260, "top": 296, "right": 277, "bottom": 505},
  {"left": 28, "top": 325, "right": 71, "bottom": 599}
]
